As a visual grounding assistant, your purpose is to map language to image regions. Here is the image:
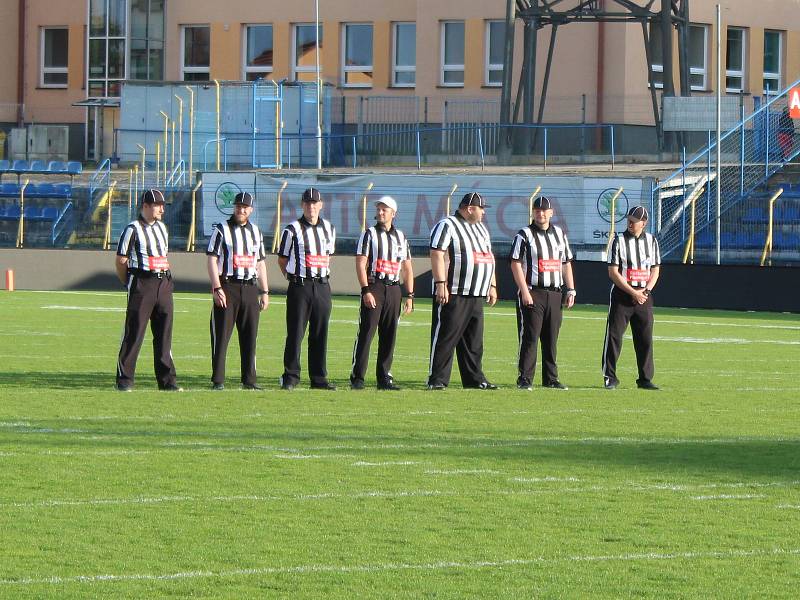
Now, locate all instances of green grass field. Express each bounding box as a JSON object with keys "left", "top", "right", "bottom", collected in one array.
[{"left": 0, "top": 289, "right": 799, "bottom": 598}]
